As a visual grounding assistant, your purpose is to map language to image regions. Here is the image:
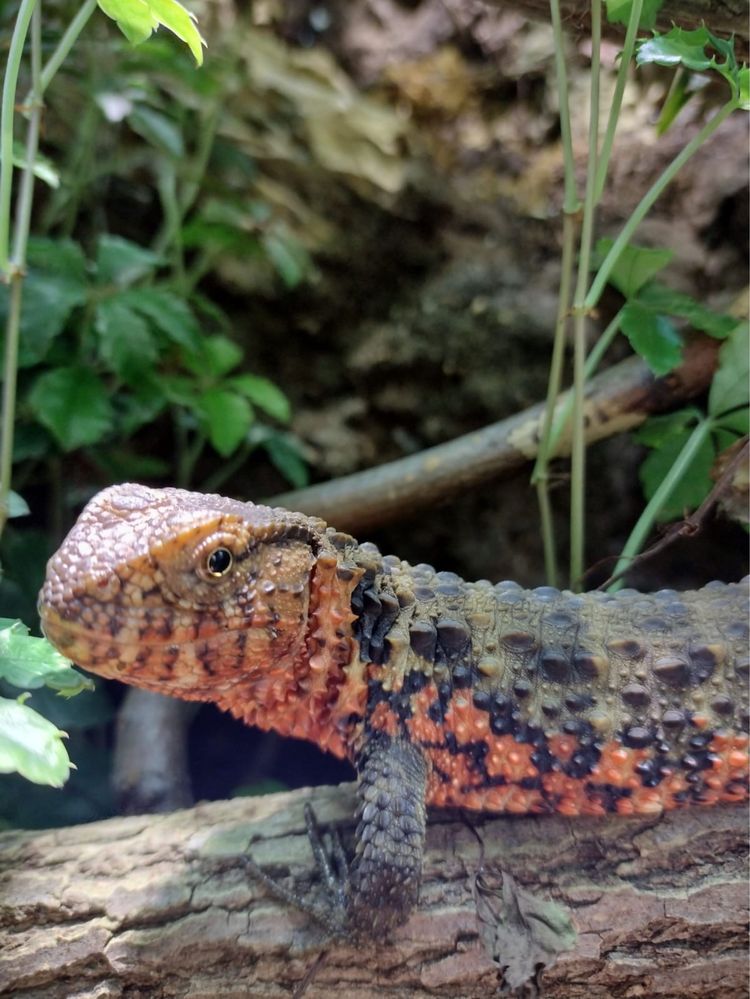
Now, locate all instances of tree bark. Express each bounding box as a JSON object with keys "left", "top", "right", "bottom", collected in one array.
[{"left": 0, "top": 784, "right": 747, "bottom": 998}]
